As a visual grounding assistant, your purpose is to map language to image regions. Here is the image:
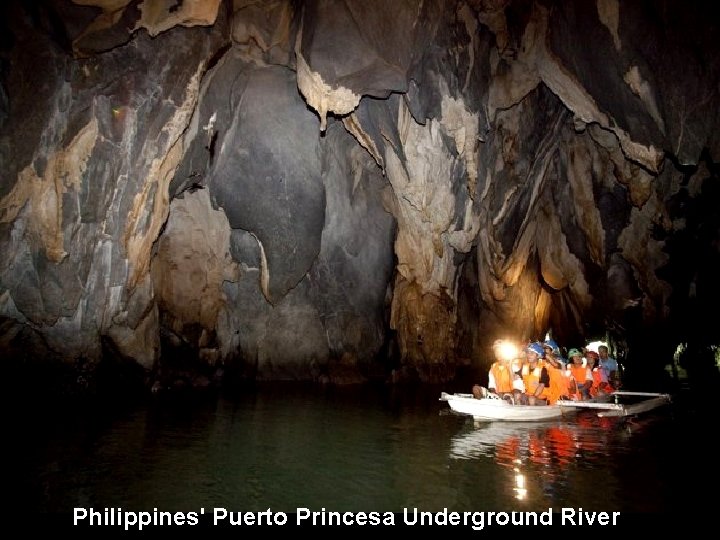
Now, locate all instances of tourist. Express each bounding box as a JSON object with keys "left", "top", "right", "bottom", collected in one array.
[
  {"left": 566, "top": 348, "right": 593, "bottom": 400},
  {"left": 543, "top": 338, "right": 566, "bottom": 369},
  {"left": 543, "top": 350, "right": 572, "bottom": 404},
  {"left": 511, "top": 356, "right": 526, "bottom": 400},
  {"left": 598, "top": 345, "right": 621, "bottom": 388},
  {"left": 585, "top": 350, "right": 614, "bottom": 397},
  {"left": 521, "top": 342, "right": 549, "bottom": 405},
  {"left": 487, "top": 339, "right": 520, "bottom": 402}
]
